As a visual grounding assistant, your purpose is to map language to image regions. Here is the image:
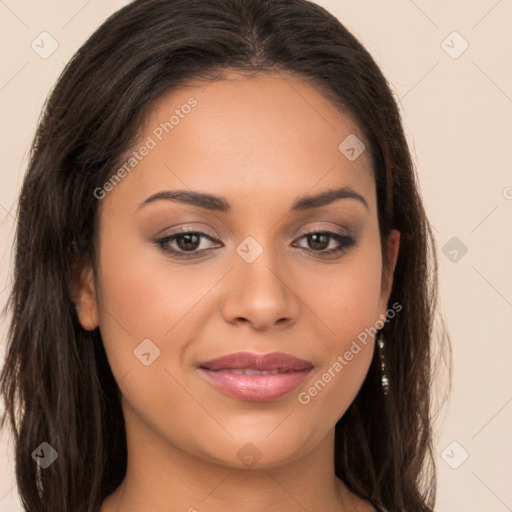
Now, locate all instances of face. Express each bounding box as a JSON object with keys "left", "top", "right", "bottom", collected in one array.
[{"left": 76, "top": 72, "right": 399, "bottom": 471}]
